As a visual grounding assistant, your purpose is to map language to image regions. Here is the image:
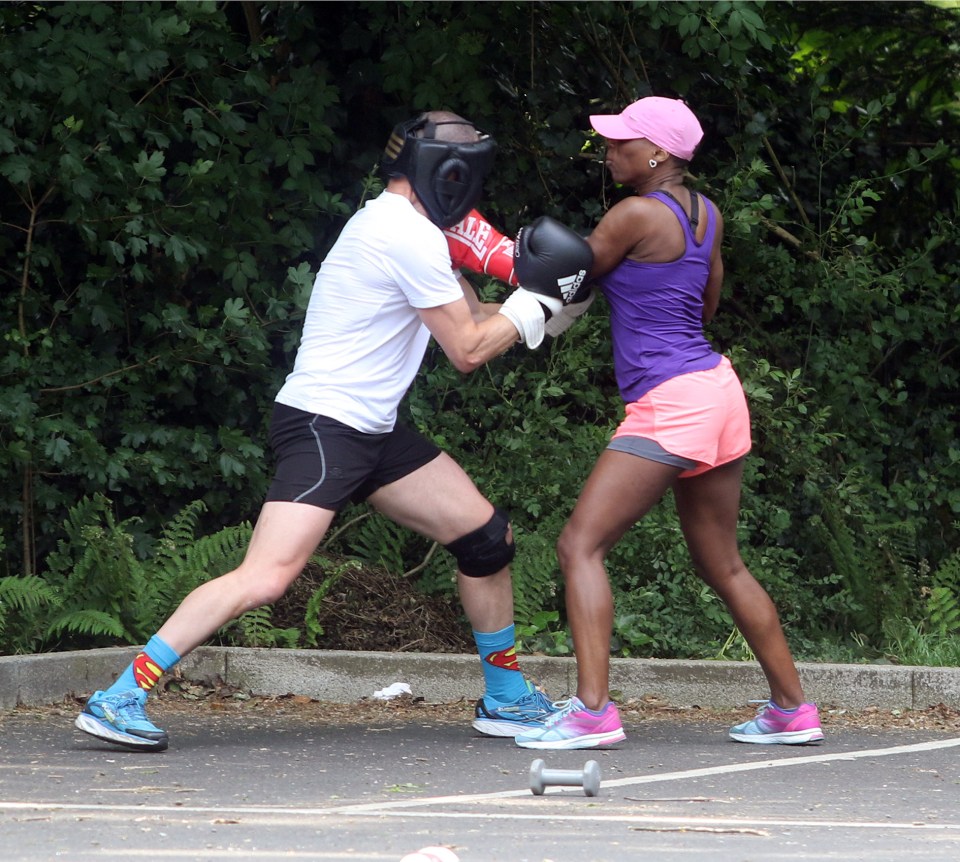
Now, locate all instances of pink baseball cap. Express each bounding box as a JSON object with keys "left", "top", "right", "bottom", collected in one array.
[{"left": 589, "top": 96, "right": 704, "bottom": 161}]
